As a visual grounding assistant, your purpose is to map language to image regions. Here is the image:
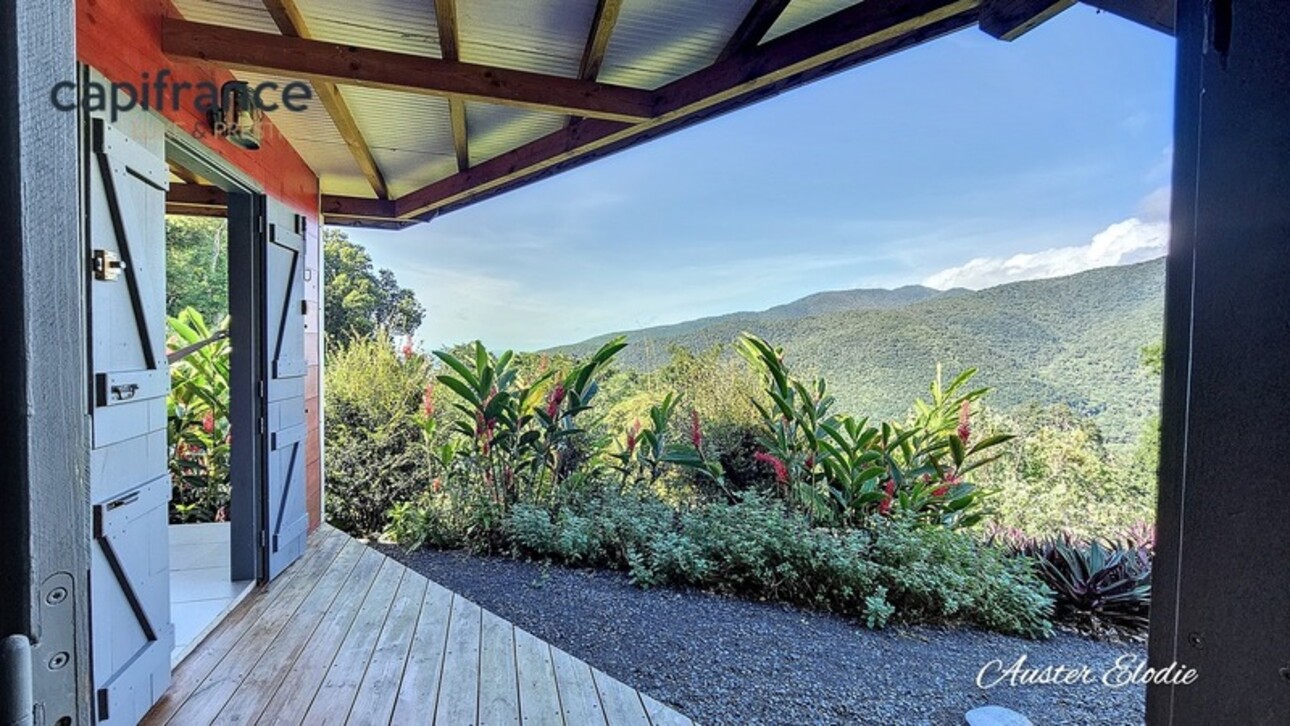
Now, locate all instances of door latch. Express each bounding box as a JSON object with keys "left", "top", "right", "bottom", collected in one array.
[
  {"left": 93, "top": 249, "right": 125, "bottom": 281},
  {"left": 110, "top": 383, "right": 139, "bottom": 401}
]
